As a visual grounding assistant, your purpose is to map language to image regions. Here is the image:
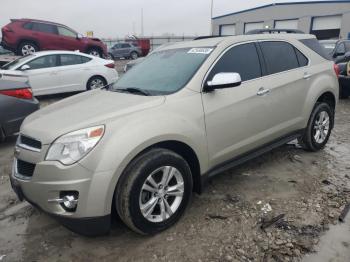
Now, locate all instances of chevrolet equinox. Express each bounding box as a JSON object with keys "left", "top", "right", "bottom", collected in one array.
[{"left": 10, "top": 34, "right": 339, "bottom": 236}]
